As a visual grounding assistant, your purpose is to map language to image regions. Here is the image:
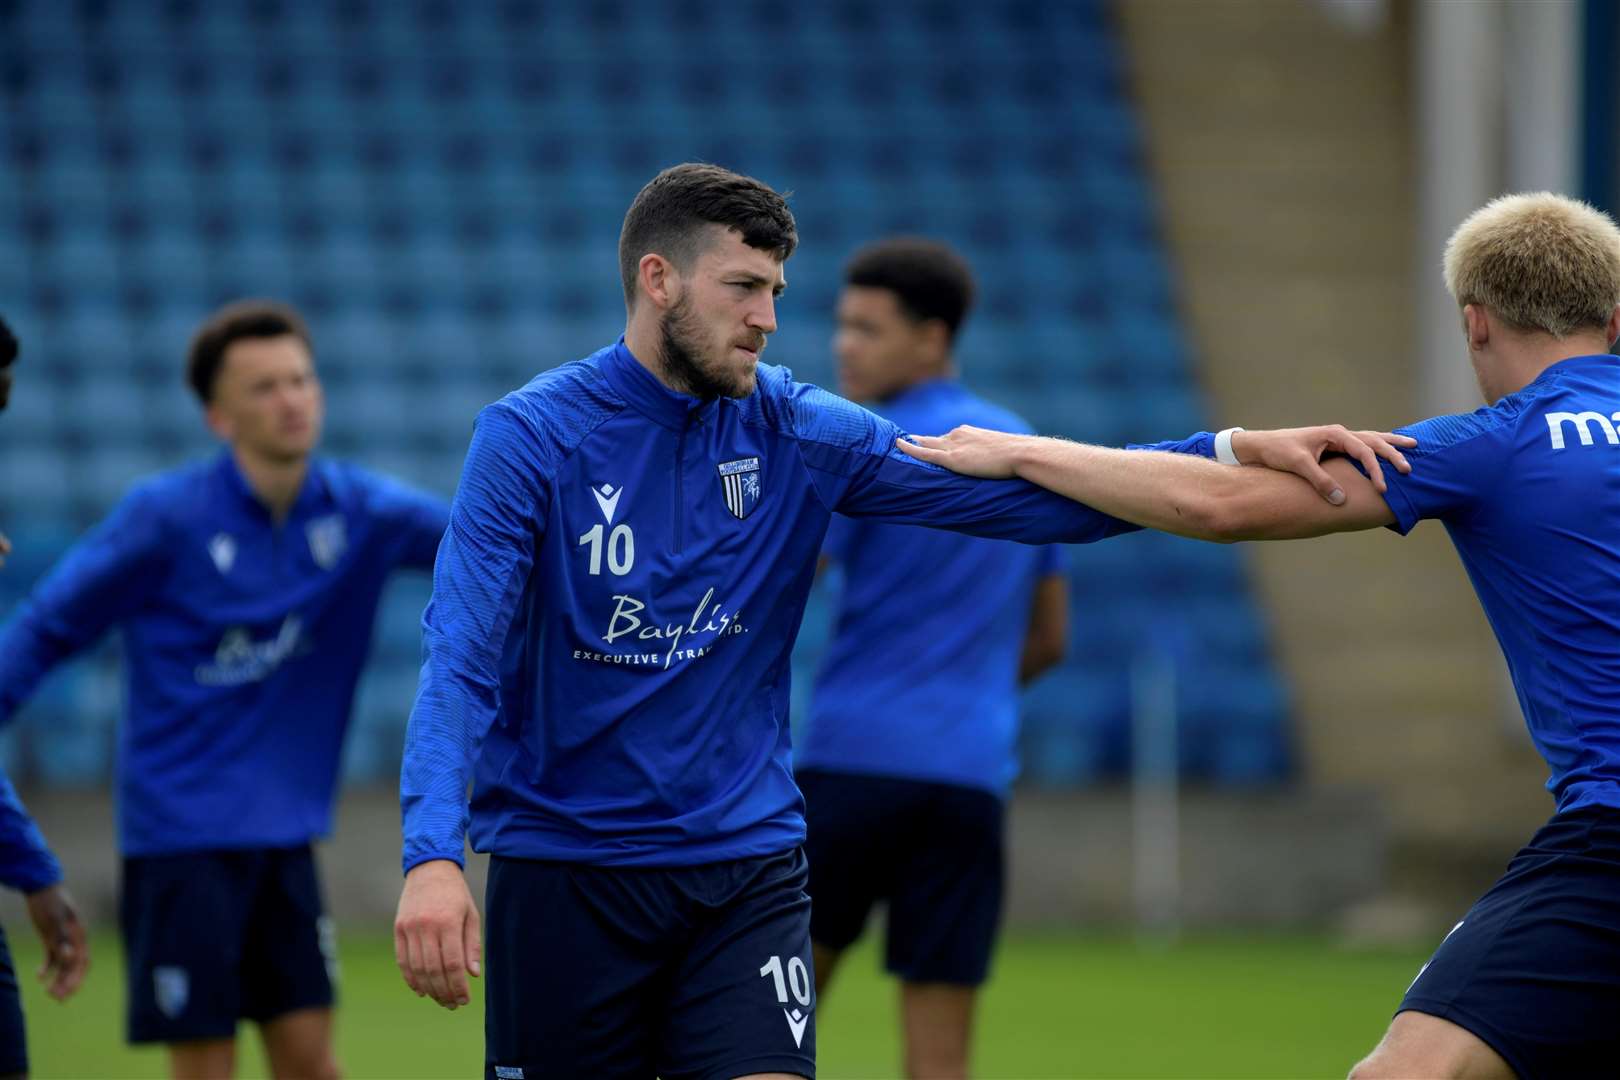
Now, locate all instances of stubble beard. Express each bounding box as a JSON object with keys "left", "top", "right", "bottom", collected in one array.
[{"left": 659, "top": 295, "right": 756, "bottom": 400}]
